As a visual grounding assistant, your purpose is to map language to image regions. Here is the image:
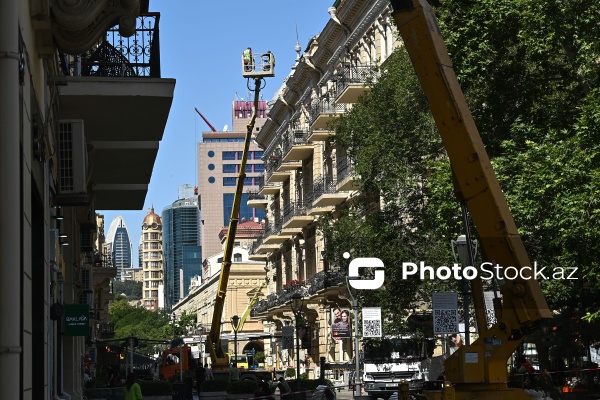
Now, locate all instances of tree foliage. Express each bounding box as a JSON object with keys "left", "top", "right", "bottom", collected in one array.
[
  {"left": 112, "top": 280, "right": 143, "bottom": 300},
  {"left": 109, "top": 298, "right": 173, "bottom": 344},
  {"left": 323, "top": 0, "right": 600, "bottom": 357}
]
